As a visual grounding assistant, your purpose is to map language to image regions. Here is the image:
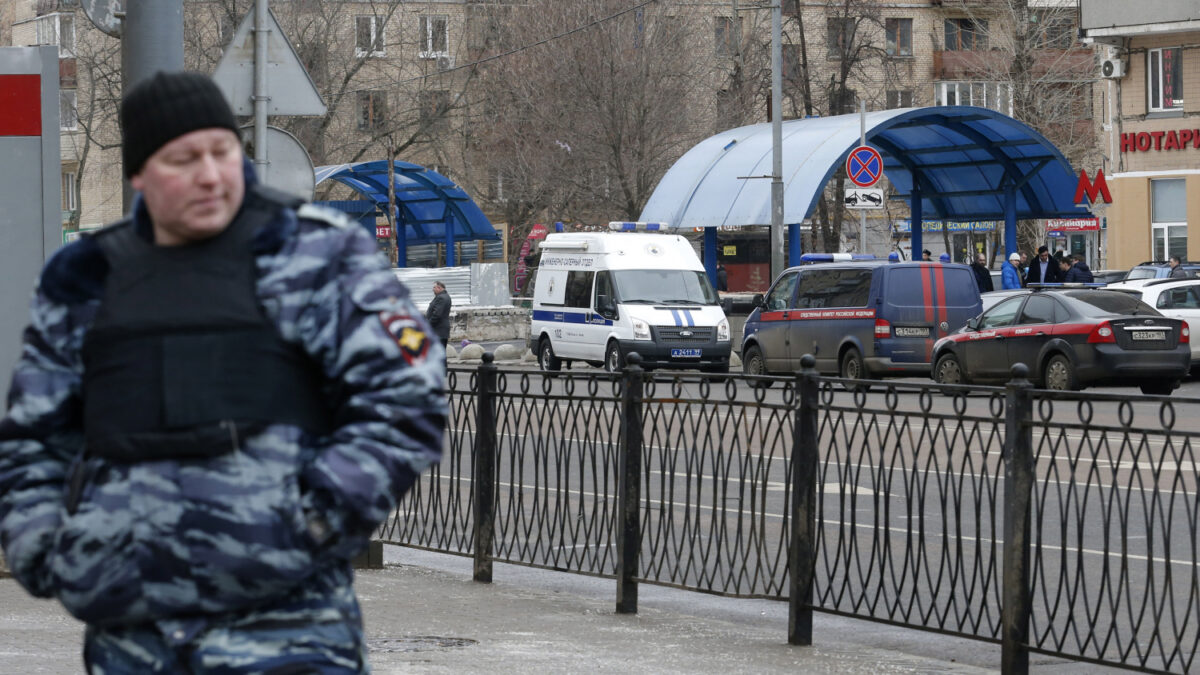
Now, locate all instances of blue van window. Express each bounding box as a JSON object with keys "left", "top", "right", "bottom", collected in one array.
[
  {"left": 796, "top": 269, "right": 873, "bottom": 308},
  {"left": 887, "top": 267, "right": 978, "bottom": 307},
  {"left": 764, "top": 272, "right": 798, "bottom": 310}
]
